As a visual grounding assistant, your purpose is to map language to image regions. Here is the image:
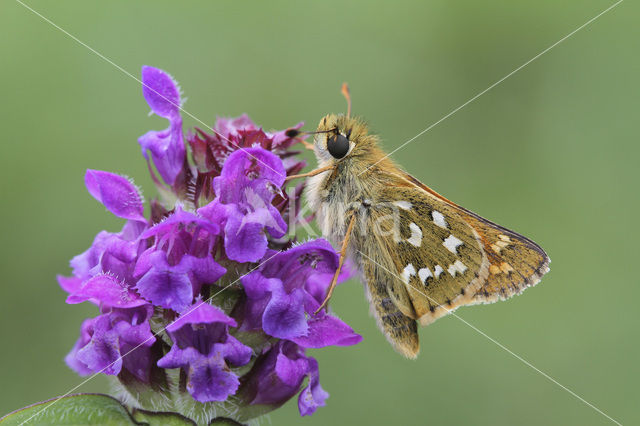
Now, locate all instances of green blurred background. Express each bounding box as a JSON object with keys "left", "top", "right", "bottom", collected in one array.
[{"left": 1, "top": 1, "right": 637, "bottom": 425}]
